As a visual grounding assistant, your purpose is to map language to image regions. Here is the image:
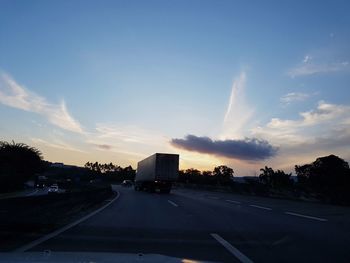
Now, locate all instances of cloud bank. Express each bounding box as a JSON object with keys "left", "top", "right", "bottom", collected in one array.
[
  {"left": 251, "top": 101, "right": 350, "bottom": 161},
  {"left": 0, "top": 73, "right": 83, "bottom": 133},
  {"left": 171, "top": 134, "right": 277, "bottom": 161}
]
